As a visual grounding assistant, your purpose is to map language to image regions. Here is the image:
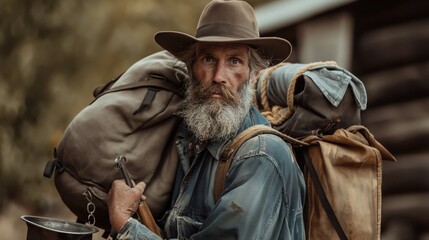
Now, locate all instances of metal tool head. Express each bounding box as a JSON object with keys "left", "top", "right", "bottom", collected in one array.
[
  {"left": 114, "top": 155, "right": 126, "bottom": 168},
  {"left": 21, "top": 215, "right": 98, "bottom": 240}
]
